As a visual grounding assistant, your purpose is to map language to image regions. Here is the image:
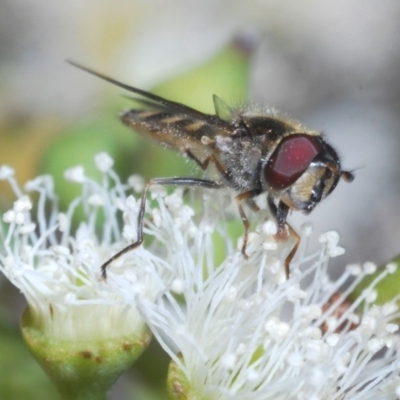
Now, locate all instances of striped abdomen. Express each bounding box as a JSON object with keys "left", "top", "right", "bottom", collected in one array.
[{"left": 120, "top": 109, "right": 221, "bottom": 155}]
